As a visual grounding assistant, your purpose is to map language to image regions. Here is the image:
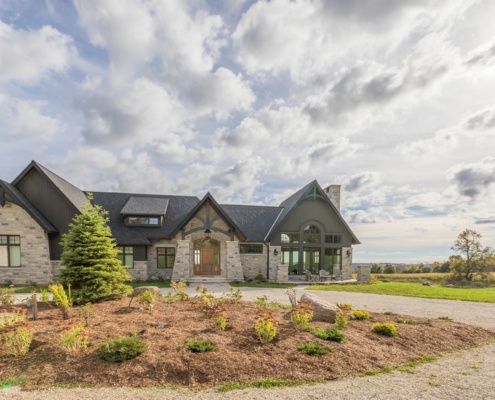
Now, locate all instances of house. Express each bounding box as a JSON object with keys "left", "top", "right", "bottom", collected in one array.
[{"left": 0, "top": 161, "right": 360, "bottom": 285}]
